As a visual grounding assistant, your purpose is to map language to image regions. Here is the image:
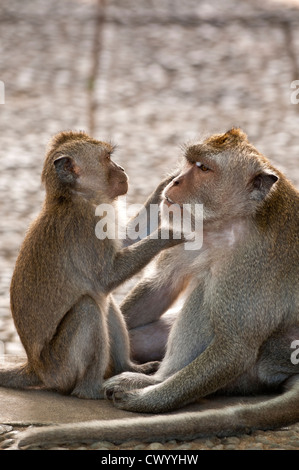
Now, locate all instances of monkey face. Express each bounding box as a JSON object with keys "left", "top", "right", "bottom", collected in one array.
[
  {"left": 44, "top": 131, "right": 129, "bottom": 202},
  {"left": 106, "top": 158, "right": 129, "bottom": 199},
  {"left": 81, "top": 143, "right": 129, "bottom": 200},
  {"left": 162, "top": 128, "right": 278, "bottom": 222}
]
